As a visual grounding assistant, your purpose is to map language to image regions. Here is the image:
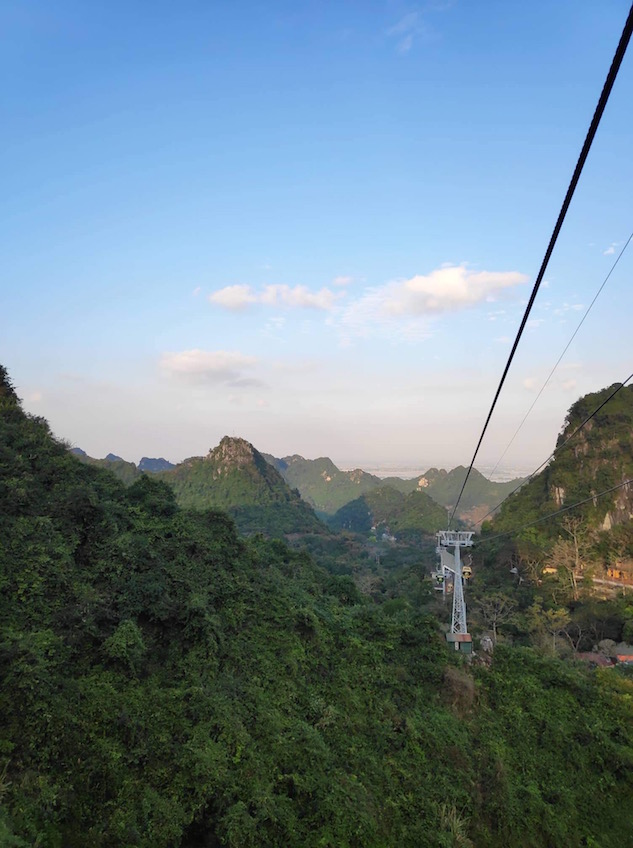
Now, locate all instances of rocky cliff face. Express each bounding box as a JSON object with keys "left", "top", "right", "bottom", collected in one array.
[
  {"left": 211, "top": 436, "right": 256, "bottom": 466},
  {"left": 492, "top": 383, "right": 633, "bottom": 538}
]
